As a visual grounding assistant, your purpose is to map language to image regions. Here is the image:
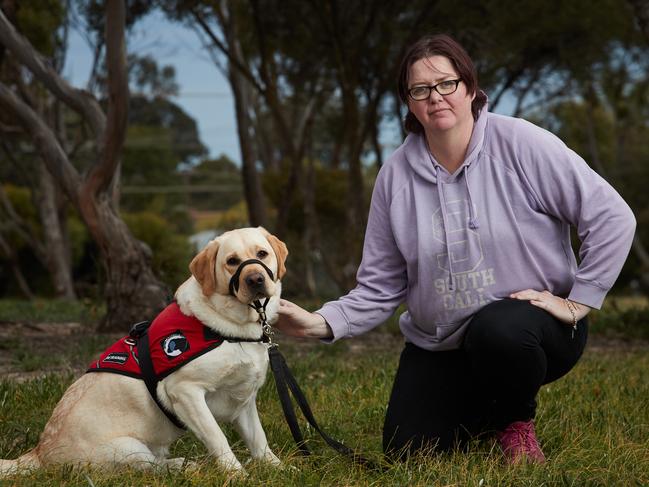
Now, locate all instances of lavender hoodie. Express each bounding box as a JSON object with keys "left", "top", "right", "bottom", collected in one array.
[{"left": 317, "top": 107, "right": 636, "bottom": 351}]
